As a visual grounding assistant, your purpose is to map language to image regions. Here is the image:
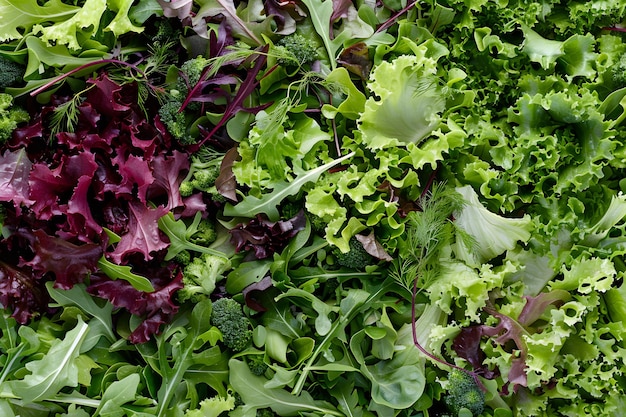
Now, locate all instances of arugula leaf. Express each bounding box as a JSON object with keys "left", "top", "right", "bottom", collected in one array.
[
  {"left": 0, "top": 0, "right": 78, "bottom": 42},
  {"left": 351, "top": 330, "right": 426, "bottom": 409},
  {"left": 151, "top": 300, "right": 229, "bottom": 417},
  {"left": 224, "top": 151, "right": 355, "bottom": 221},
  {"left": 158, "top": 211, "right": 231, "bottom": 261},
  {"left": 46, "top": 282, "right": 116, "bottom": 343},
  {"left": 331, "top": 378, "right": 366, "bottom": 417},
  {"left": 300, "top": 0, "right": 352, "bottom": 69},
  {"left": 292, "top": 283, "right": 391, "bottom": 395},
  {"left": 5, "top": 317, "right": 89, "bottom": 404},
  {"left": 97, "top": 257, "right": 155, "bottom": 293},
  {"left": 229, "top": 358, "right": 341, "bottom": 416},
  {"left": 92, "top": 374, "right": 140, "bottom": 417}
]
